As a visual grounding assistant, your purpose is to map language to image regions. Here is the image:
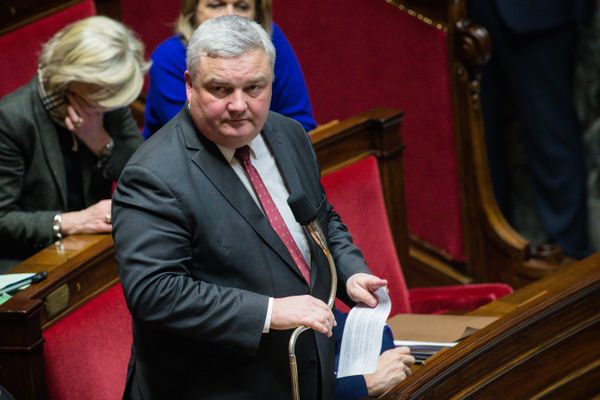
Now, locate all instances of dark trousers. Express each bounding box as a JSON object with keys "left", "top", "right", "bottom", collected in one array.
[{"left": 468, "top": 1, "right": 593, "bottom": 258}]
